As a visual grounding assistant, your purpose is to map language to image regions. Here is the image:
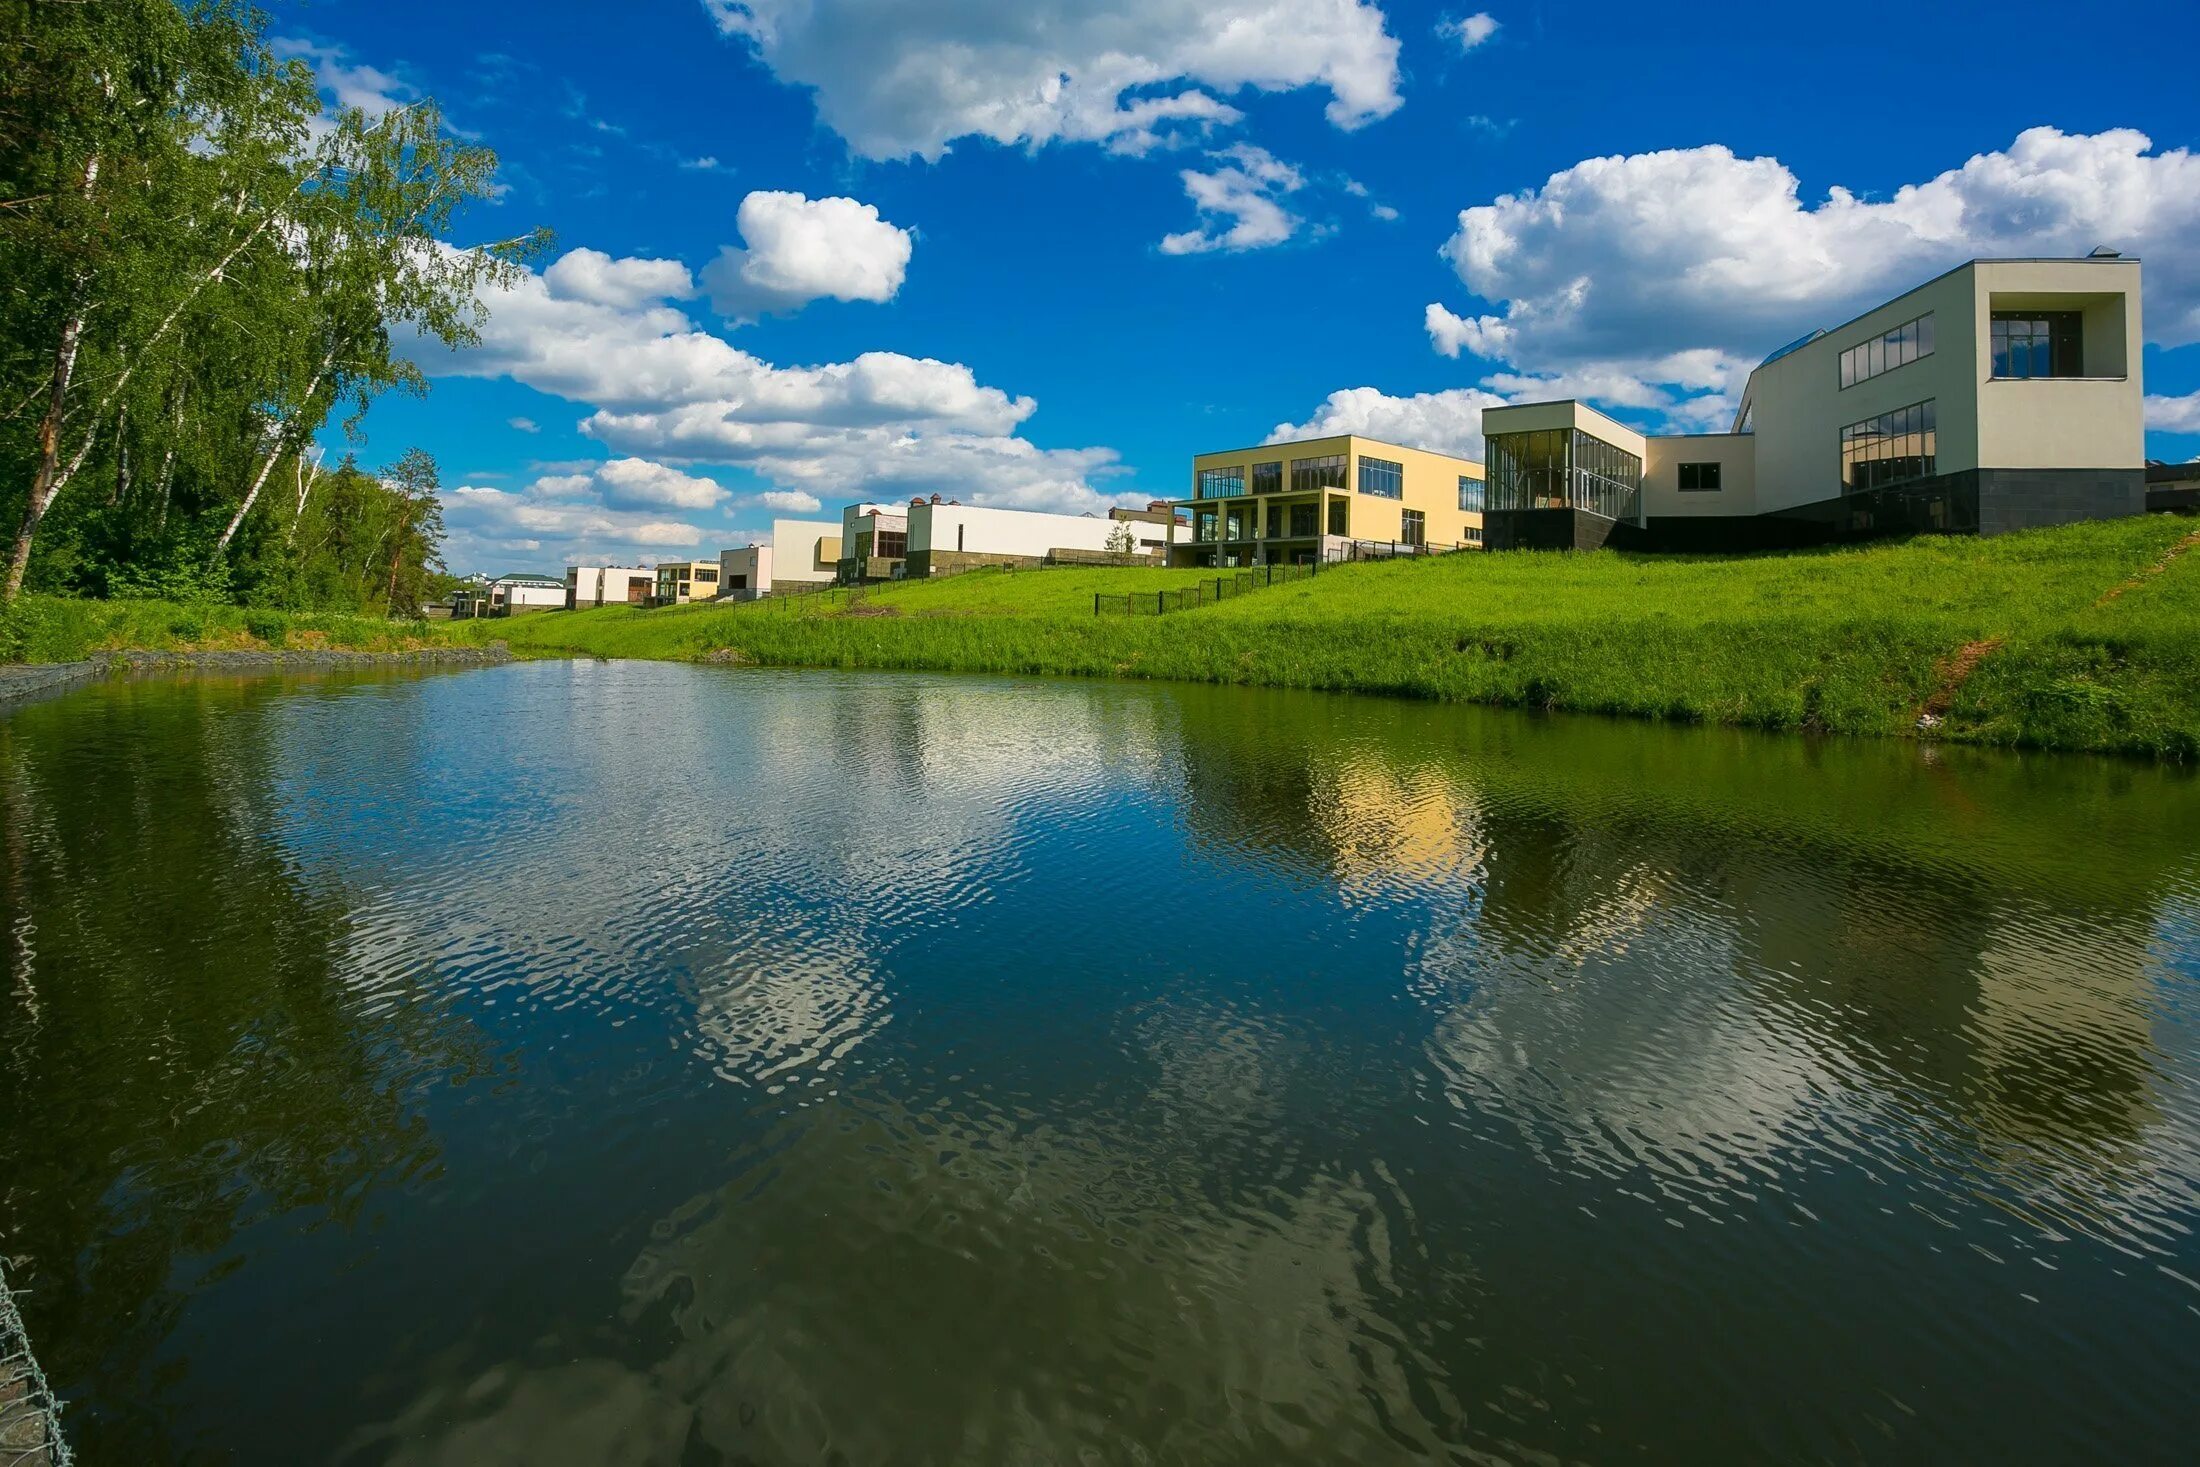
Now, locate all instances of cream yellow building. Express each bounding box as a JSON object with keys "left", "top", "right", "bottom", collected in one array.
[
  {"left": 1168, "top": 434, "right": 1486, "bottom": 567},
  {"left": 651, "top": 559, "right": 720, "bottom": 605}
]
